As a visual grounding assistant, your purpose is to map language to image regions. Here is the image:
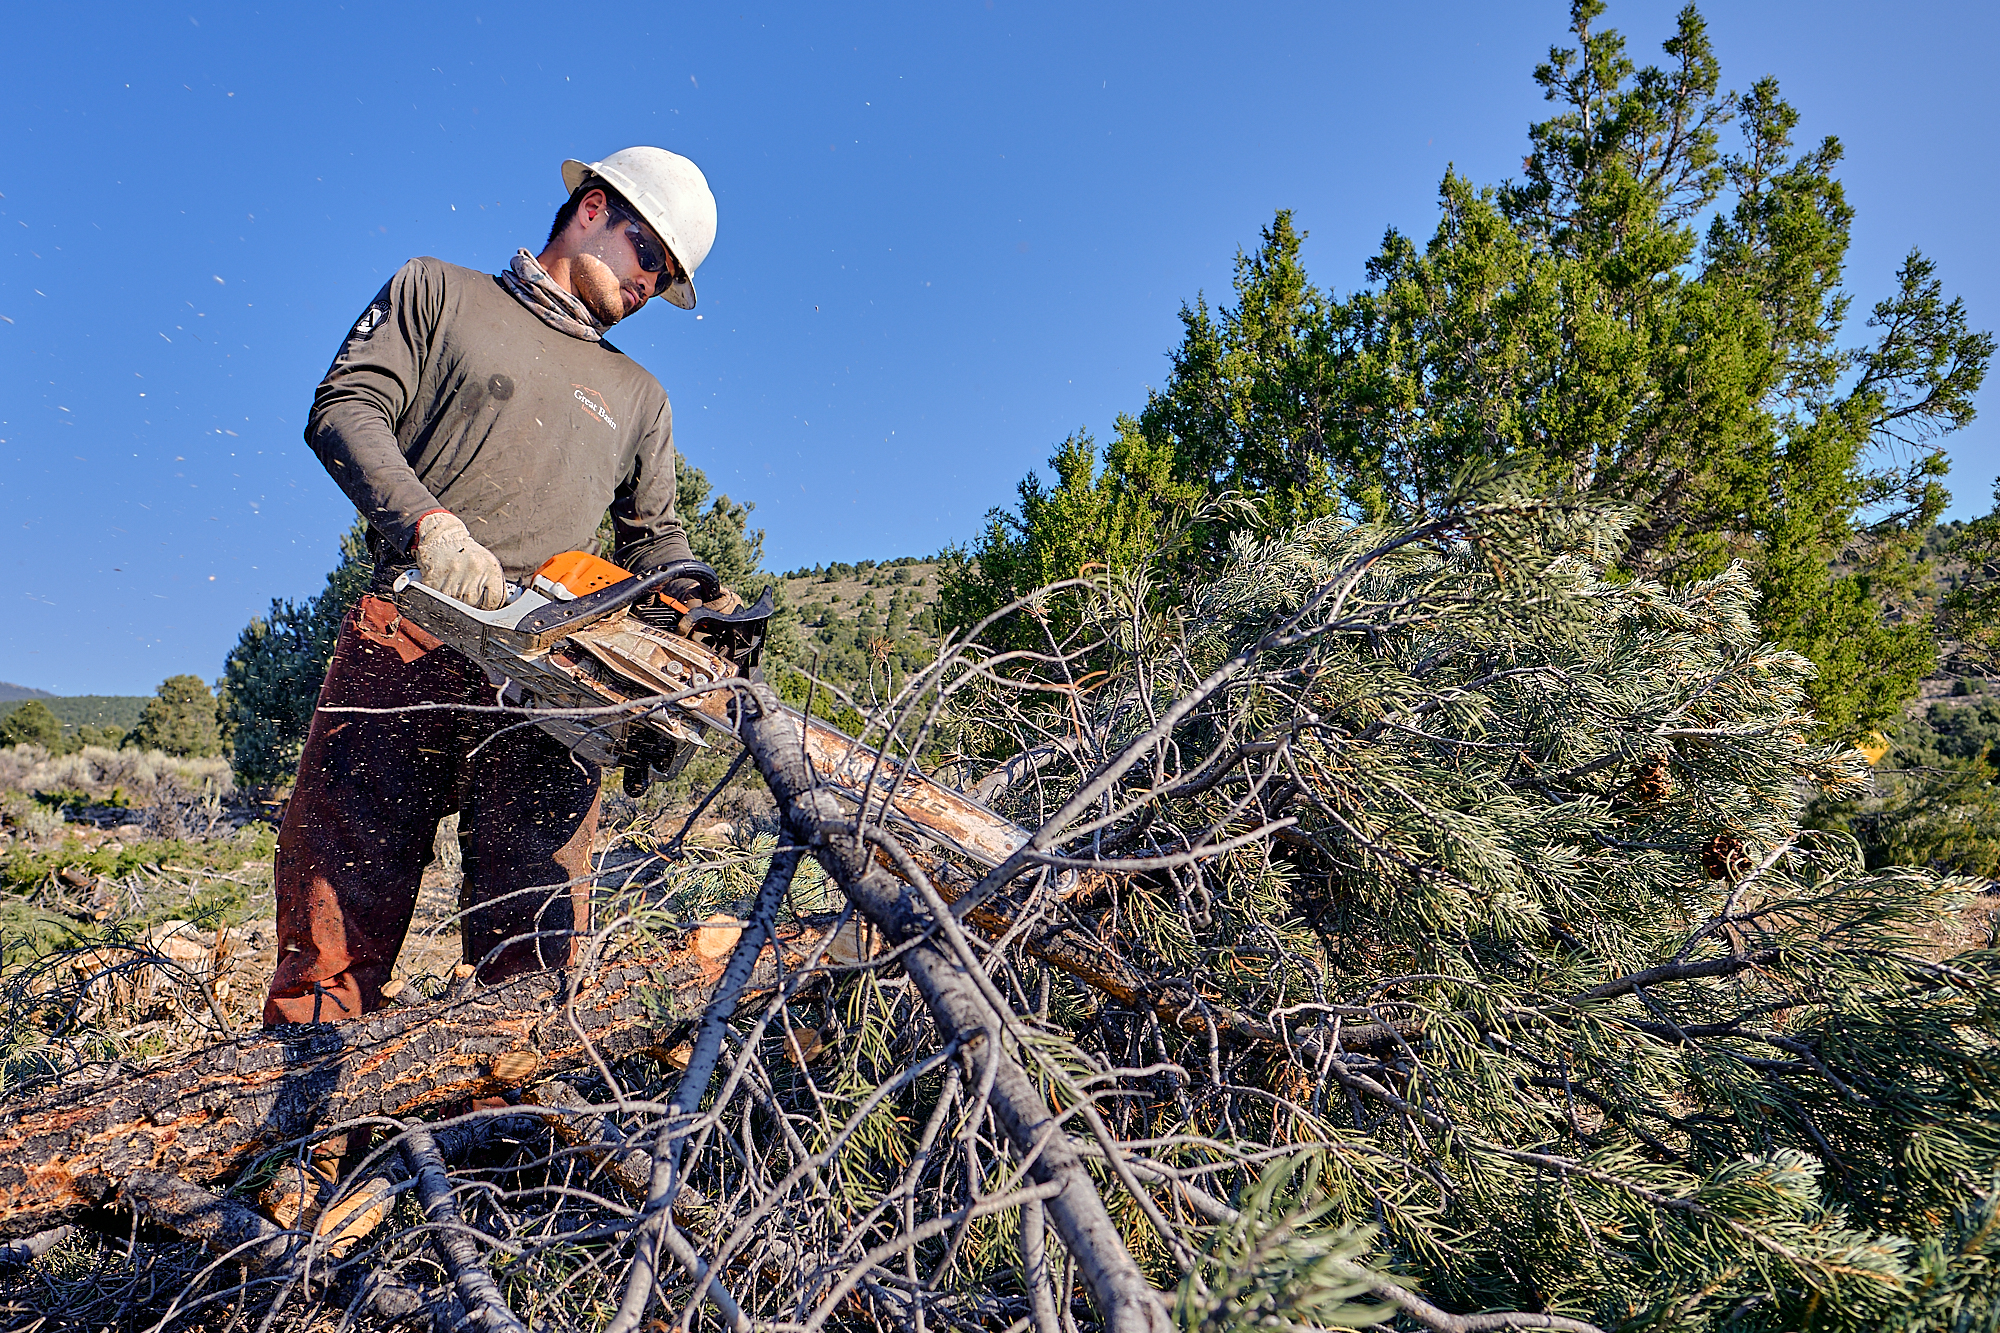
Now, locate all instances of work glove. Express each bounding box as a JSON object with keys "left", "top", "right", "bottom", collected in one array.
[
  {"left": 413, "top": 512, "right": 507, "bottom": 610},
  {"left": 672, "top": 584, "right": 744, "bottom": 616},
  {"left": 639, "top": 579, "right": 743, "bottom": 631}
]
